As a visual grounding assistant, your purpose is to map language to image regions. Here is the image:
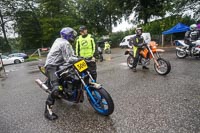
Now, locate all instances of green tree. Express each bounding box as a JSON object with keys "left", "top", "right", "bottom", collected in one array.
[
  {"left": 172, "top": 0, "right": 200, "bottom": 21},
  {"left": 39, "top": 0, "right": 79, "bottom": 46},
  {"left": 118, "top": 0, "right": 173, "bottom": 24},
  {"left": 15, "top": 10, "right": 43, "bottom": 50},
  {"left": 0, "top": 0, "right": 17, "bottom": 52},
  {"left": 75, "top": 0, "right": 122, "bottom": 34}
]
